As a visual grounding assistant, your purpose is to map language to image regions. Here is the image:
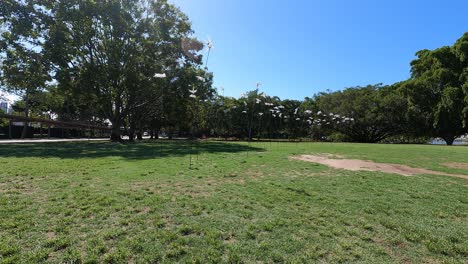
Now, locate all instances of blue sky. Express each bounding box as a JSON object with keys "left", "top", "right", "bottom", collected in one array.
[{"left": 172, "top": 0, "right": 468, "bottom": 99}]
